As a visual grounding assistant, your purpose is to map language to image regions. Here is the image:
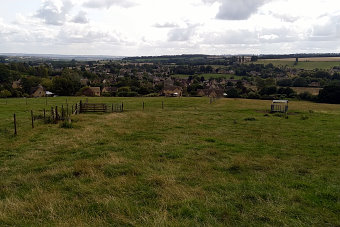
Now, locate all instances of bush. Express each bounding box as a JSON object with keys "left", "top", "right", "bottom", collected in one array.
[
  {"left": 277, "top": 79, "right": 293, "bottom": 87},
  {"left": 259, "top": 86, "right": 277, "bottom": 95},
  {"left": 273, "top": 113, "right": 288, "bottom": 119},
  {"left": 247, "top": 92, "right": 260, "bottom": 99},
  {"left": 102, "top": 92, "right": 113, "bottom": 97},
  {"left": 298, "top": 92, "right": 317, "bottom": 101},
  {"left": 226, "top": 88, "right": 240, "bottom": 98},
  {"left": 60, "top": 119, "right": 73, "bottom": 128},
  {"left": 244, "top": 117, "right": 256, "bottom": 121},
  {"left": 318, "top": 85, "right": 340, "bottom": 104},
  {"left": 300, "top": 115, "right": 309, "bottom": 120},
  {"left": 293, "top": 77, "right": 308, "bottom": 87},
  {"left": 144, "top": 93, "right": 159, "bottom": 97},
  {"left": 0, "top": 89, "right": 12, "bottom": 98},
  {"left": 117, "top": 91, "right": 138, "bottom": 97}
]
